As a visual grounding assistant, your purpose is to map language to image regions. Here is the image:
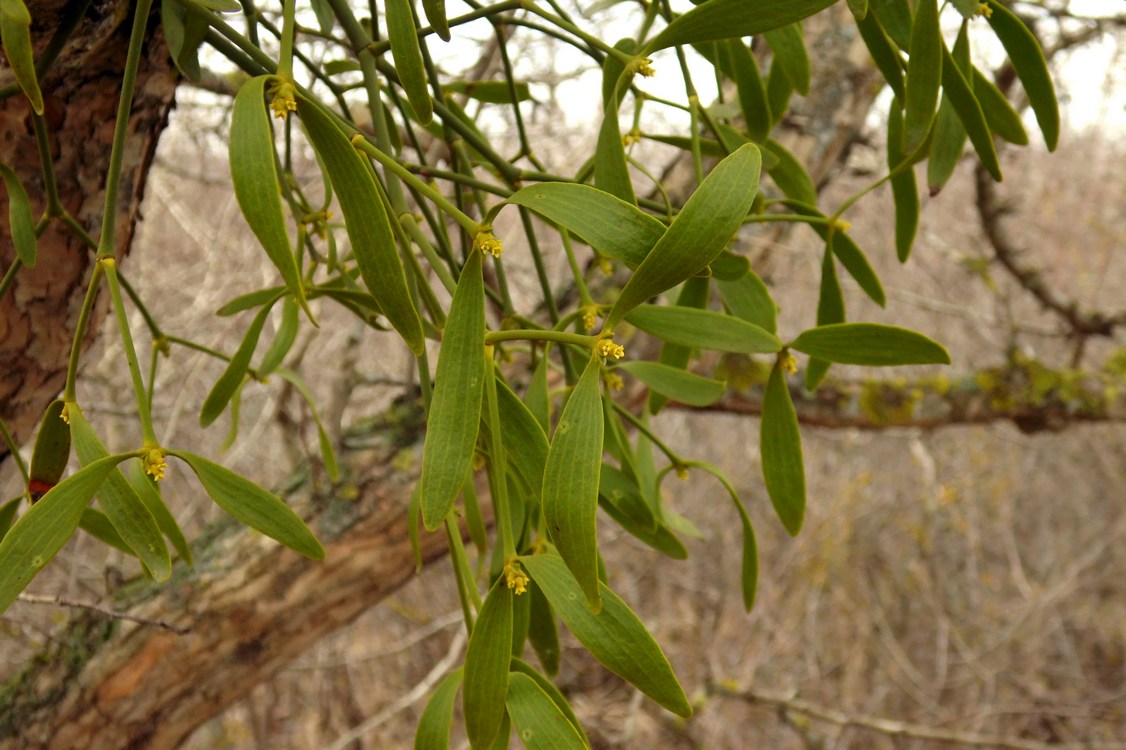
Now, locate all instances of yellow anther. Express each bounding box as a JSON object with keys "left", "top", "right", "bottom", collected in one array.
[
  {"left": 597, "top": 338, "right": 625, "bottom": 360},
  {"left": 603, "top": 371, "right": 624, "bottom": 391},
  {"left": 143, "top": 447, "right": 168, "bottom": 481},
  {"left": 474, "top": 230, "right": 504, "bottom": 258},
  {"left": 268, "top": 79, "right": 298, "bottom": 120},
  {"left": 504, "top": 559, "right": 529, "bottom": 596}
]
